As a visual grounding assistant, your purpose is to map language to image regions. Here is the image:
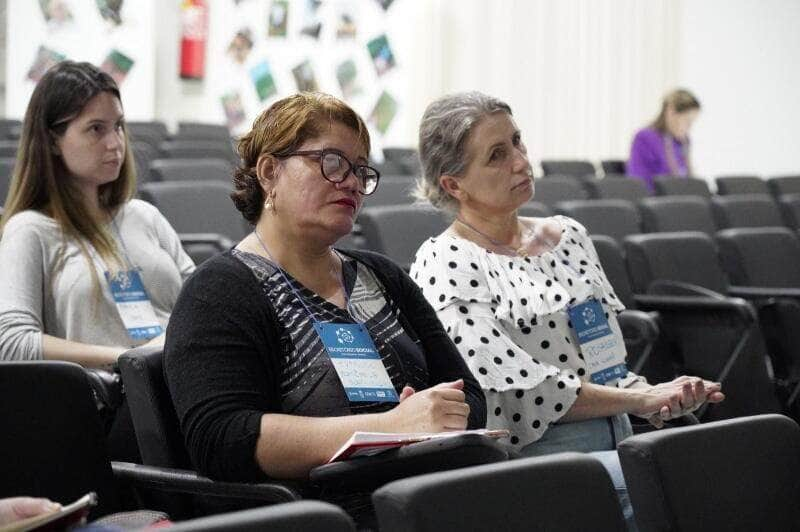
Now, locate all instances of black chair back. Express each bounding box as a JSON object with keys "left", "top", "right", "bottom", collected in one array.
[
  {"left": 555, "top": 199, "right": 641, "bottom": 243},
  {"left": 168, "top": 501, "right": 355, "bottom": 532},
  {"left": 715, "top": 175, "right": 767, "bottom": 195},
  {"left": 585, "top": 177, "right": 650, "bottom": 202},
  {"left": 373, "top": 453, "right": 625, "bottom": 532},
  {"left": 0, "top": 361, "right": 122, "bottom": 518},
  {"left": 638, "top": 196, "right": 717, "bottom": 235},
  {"left": 150, "top": 158, "right": 232, "bottom": 182},
  {"left": 653, "top": 176, "right": 711, "bottom": 197},
  {"left": 540, "top": 159, "right": 596, "bottom": 178},
  {"left": 619, "top": 414, "right": 800, "bottom": 532},
  {"left": 601, "top": 159, "right": 626, "bottom": 175},
  {"left": 710, "top": 194, "right": 784, "bottom": 229},
  {"left": 768, "top": 175, "right": 800, "bottom": 197},
  {"left": 533, "top": 177, "right": 589, "bottom": 207}
]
